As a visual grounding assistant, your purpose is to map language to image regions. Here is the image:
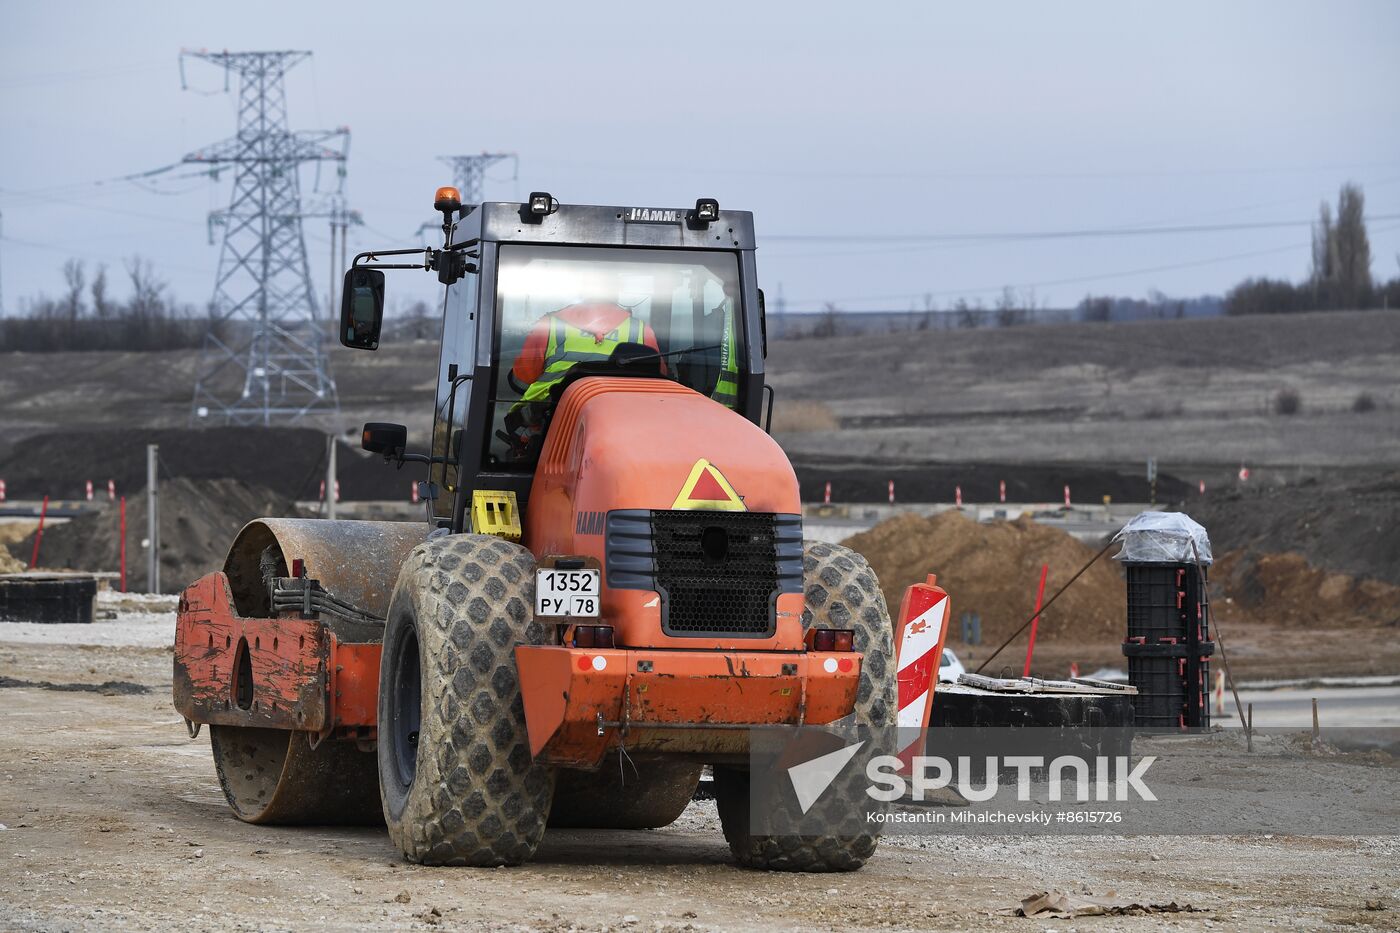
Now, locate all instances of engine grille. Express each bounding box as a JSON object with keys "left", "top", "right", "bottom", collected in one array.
[{"left": 606, "top": 509, "right": 802, "bottom": 637}]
